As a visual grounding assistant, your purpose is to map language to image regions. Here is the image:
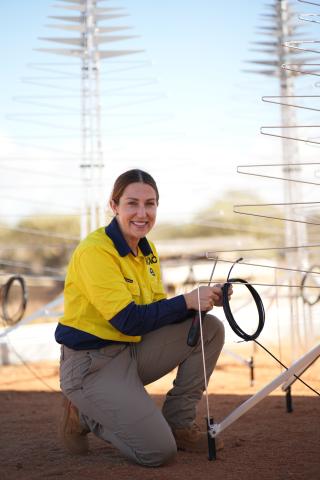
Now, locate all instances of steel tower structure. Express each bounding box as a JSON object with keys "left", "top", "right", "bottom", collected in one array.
[
  {"left": 245, "top": 0, "right": 312, "bottom": 355},
  {"left": 36, "top": 0, "right": 142, "bottom": 238}
]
